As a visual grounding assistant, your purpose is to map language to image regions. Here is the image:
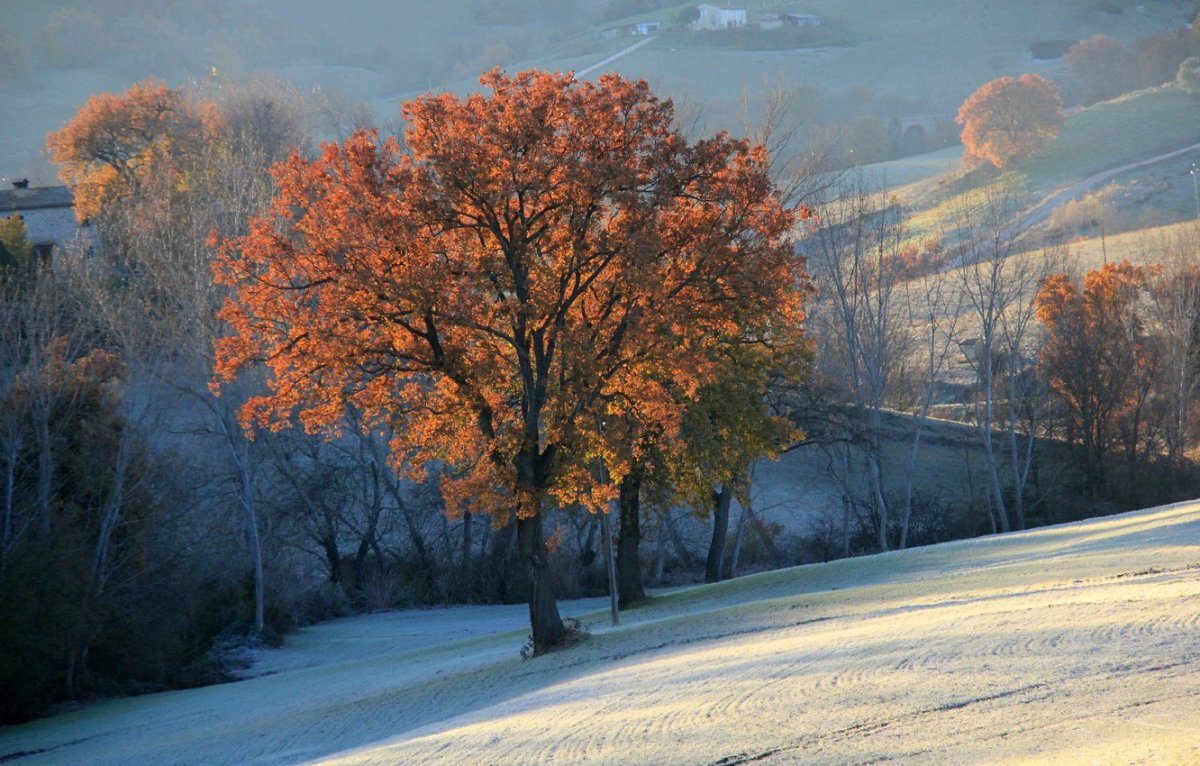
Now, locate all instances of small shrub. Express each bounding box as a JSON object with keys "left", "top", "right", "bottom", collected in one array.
[
  {"left": 1177, "top": 56, "right": 1200, "bottom": 96},
  {"left": 1045, "top": 184, "right": 1118, "bottom": 237}
]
